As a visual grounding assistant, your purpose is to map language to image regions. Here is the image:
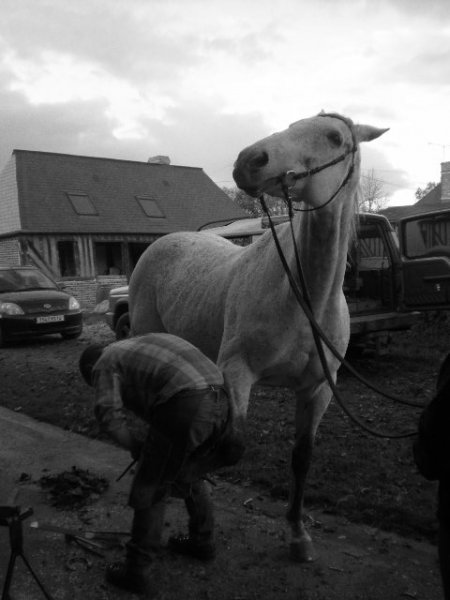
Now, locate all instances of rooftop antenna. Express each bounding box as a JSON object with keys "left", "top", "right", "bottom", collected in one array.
[{"left": 428, "top": 142, "right": 450, "bottom": 161}]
